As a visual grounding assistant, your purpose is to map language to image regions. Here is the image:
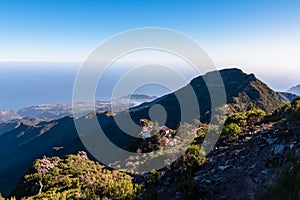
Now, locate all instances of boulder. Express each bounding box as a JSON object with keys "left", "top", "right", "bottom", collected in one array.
[
  {"left": 295, "top": 148, "right": 300, "bottom": 158},
  {"left": 273, "top": 145, "right": 285, "bottom": 156}
]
